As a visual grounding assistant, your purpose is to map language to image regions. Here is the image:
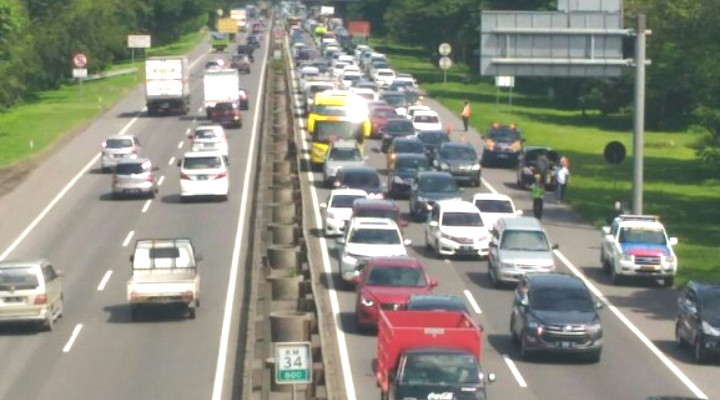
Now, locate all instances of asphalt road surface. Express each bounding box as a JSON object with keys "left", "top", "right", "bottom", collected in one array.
[
  {"left": 0, "top": 28, "right": 269, "bottom": 400},
  {"left": 288, "top": 32, "right": 717, "bottom": 400}
]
